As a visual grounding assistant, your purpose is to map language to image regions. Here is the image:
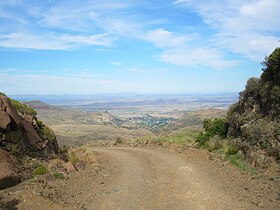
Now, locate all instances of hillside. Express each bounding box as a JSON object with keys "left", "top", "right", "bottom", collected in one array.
[
  {"left": 0, "top": 94, "right": 58, "bottom": 190},
  {"left": 161, "top": 109, "right": 226, "bottom": 133},
  {"left": 24, "top": 100, "right": 62, "bottom": 110},
  {"left": 227, "top": 47, "right": 280, "bottom": 168},
  {"left": 25, "top": 101, "right": 151, "bottom": 146}
]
